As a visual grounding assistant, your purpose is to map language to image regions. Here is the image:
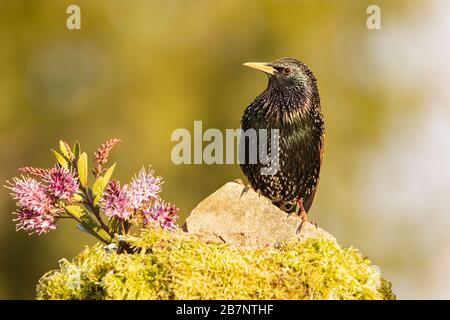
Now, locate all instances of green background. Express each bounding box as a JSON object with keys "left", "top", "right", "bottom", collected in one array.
[{"left": 1, "top": 0, "right": 448, "bottom": 299}]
